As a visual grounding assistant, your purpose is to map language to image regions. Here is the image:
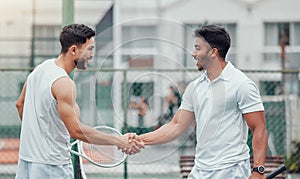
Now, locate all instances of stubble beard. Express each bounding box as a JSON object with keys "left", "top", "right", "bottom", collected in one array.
[
  {"left": 197, "top": 52, "right": 210, "bottom": 72},
  {"left": 198, "top": 65, "right": 204, "bottom": 71},
  {"left": 76, "top": 58, "right": 87, "bottom": 70}
]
